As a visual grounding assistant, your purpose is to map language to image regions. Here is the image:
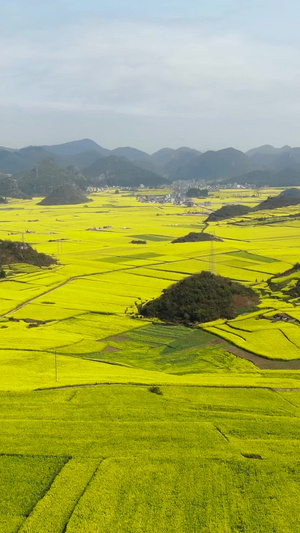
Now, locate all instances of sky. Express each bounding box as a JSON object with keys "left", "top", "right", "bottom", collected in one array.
[{"left": 1, "top": 0, "right": 300, "bottom": 153}]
